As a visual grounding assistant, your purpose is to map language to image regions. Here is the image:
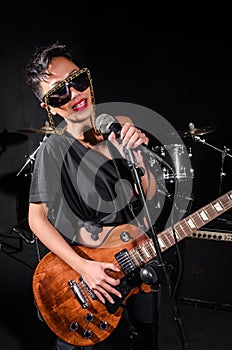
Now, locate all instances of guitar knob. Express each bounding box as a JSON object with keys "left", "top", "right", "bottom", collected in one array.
[
  {"left": 85, "top": 313, "right": 94, "bottom": 322},
  {"left": 99, "top": 321, "right": 108, "bottom": 330},
  {"left": 83, "top": 329, "right": 92, "bottom": 339},
  {"left": 69, "top": 322, "right": 79, "bottom": 331}
]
